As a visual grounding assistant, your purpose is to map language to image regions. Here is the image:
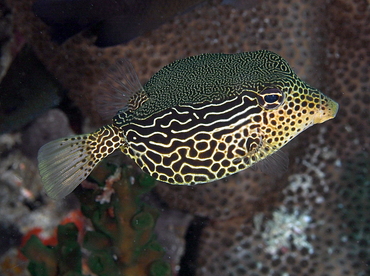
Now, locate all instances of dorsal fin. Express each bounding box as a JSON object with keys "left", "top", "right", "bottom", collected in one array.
[{"left": 96, "top": 58, "right": 144, "bottom": 121}]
